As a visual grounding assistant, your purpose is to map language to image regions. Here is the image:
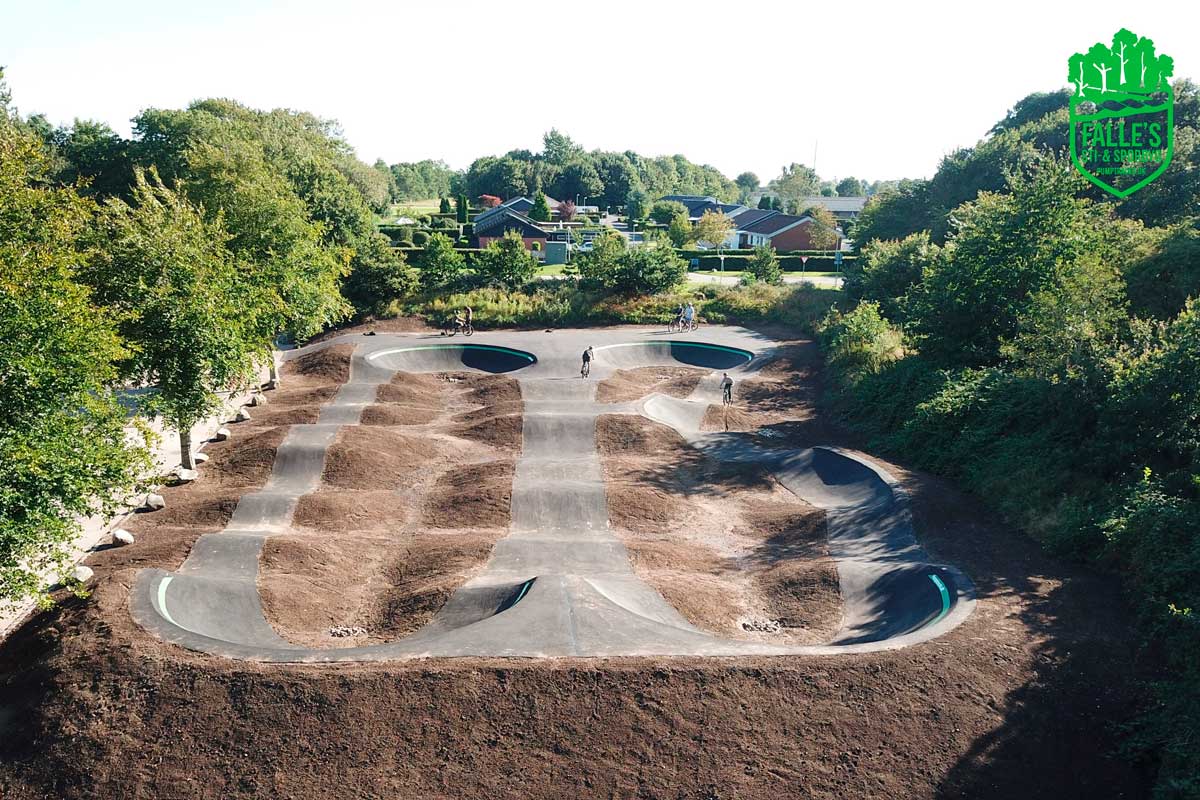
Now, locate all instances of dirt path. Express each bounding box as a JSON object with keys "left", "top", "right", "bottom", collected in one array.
[{"left": 0, "top": 337, "right": 1150, "bottom": 799}]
